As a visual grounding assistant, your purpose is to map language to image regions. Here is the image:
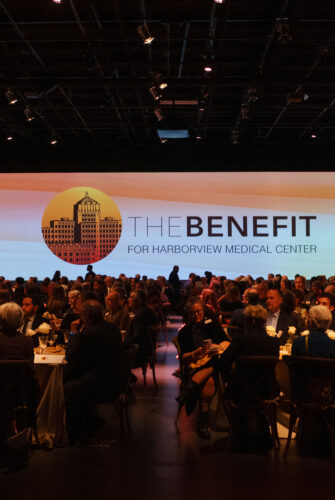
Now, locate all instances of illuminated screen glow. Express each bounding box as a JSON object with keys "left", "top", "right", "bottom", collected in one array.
[{"left": 0, "top": 171, "right": 333, "bottom": 279}]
